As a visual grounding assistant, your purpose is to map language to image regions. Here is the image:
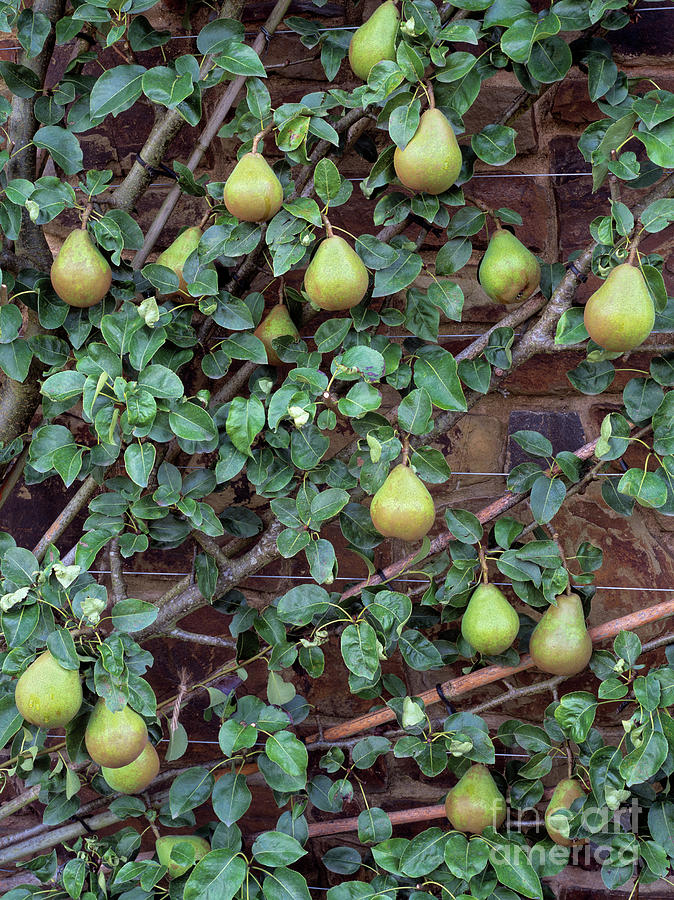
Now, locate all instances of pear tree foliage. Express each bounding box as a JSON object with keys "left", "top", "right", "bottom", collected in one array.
[{"left": 0, "top": 0, "right": 674, "bottom": 897}]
